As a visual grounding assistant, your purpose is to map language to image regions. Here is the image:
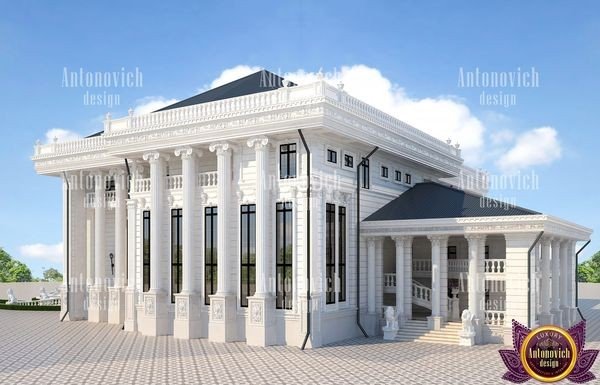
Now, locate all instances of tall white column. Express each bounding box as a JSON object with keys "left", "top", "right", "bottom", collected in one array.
[
  {"left": 174, "top": 147, "right": 203, "bottom": 339},
  {"left": 246, "top": 137, "right": 276, "bottom": 346},
  {"left": 108, "top": 168, "right": 127, "bottom": 325},
  {"left": 392, "top": 236, "right": 406, "bottom": 326},
  {"left": 559, "top": 240, "right": 570, "bottom": 326},
  {"left": 208, "top": 142, "right": 237, "bottom": 343},
  {"left": 550, "top": 238, "right": 563, "bottom": 326},
  {"left": 89, "top": 171, "right": 108, "bottom": 323},
  {"left": 466, "top": 235, "right": 482, "bottom": 318},
  {"left": 403, "top": 237, "right": 413, "bottom": 320},
  {"left": 539, "top": 238, "right": 553, "bottom": 325},
  {"left": 427, "top": 235, "right": 444, "bottom": 330},
  {"left": 367, "top": 237, "right": 376, "bottom": 314},
  {"left": 124, "top": 199, "right": 138, "bottom": 332},
  {"left": 568, "top": 241, "right": 578, "bottom": 325},
  {"left": 139, "top": 152, "right": 170, "bottom": 336},
  {"left": 440, "top": 237, "right": 449, "bottom": 320},
  {"left": 86, "top": 208, "right": 95, "bottom": 288}
]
